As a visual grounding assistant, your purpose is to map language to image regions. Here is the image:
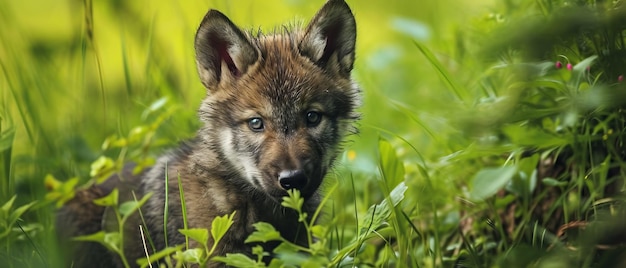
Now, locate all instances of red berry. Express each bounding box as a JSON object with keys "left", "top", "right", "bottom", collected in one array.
[
  {"left": 619, "top": 75, "right": 624, "bottom": 83},
  {"left": 555, "top": 61, "right": 563, "bottom": 69}
]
